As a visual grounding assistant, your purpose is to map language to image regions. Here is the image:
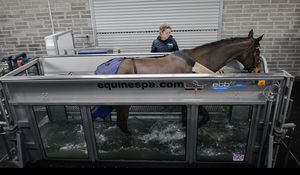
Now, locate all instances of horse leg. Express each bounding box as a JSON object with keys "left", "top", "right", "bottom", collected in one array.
[
  {"left": 103, "top": 113, "right": 112, "bottom": 123},
  {"left": 198, "top": 106, "right": 210, "bottom": 127},
  {"left": 115, "top": 106, "right": 131, "bottom": 136}
]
